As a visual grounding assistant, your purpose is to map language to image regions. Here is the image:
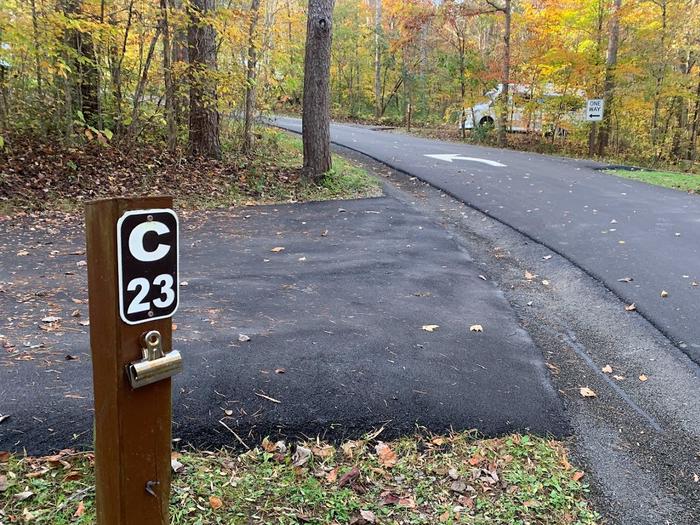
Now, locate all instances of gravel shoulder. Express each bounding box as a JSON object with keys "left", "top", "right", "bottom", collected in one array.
[{"left": 337, "top": 146, "right": 700, "bottom": 525}]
